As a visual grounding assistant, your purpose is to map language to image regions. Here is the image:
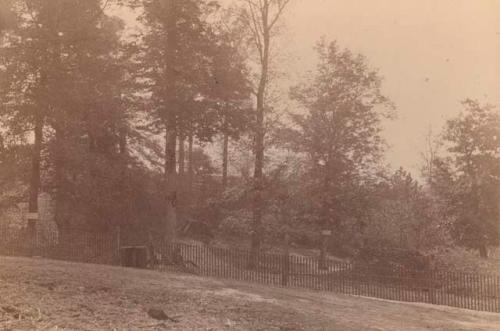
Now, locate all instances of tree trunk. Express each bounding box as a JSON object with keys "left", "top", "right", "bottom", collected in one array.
[
  {"left": 187, "top": 132, "right": 194, "bottom": 191},
  {"left": 479, "top": 244, "right": 488, "bottom": 259},
  {"left": 319, "top": 192, "right": 329, "bottom": 268},
  {"left": 178, "top": 134, "right": 185, "bottom": 177},
  {"left": 119, "top": 126, "right": 129, "bottom": 224},
  {"left": 319, "top": 153, "right": 333, "bottom": 269},
  {"left": 250, "top": 4, "right": 271, "bottom": 268},
  {"left": 471, "top": 174, "right": 488, "bottom": 259},
  {"left": 28, "top": 113, "right": 43, "bottom": 221},
  {"left": 119, "top": 126, "right": 127, "bottom": 156},
  {"left": 27, "top": 112, "right": 43, "bottom": 251},
  {"left": 164, "top": 125, "right": 177, "bottom": 243},
  {"left": 54, "top": 127, "right": 70, "bottom": 241},
  {"left": 176, "top": 134, "right": 187, "bottom": 220},
  {"left": 222, "top": 132, "right": 229, "bottom": 188},
  {"left": 250, "top": 107, "right": 264, "bottom": 266},
  {"left": 162, "top": 0, "right": 179, "bottom": 243}
]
